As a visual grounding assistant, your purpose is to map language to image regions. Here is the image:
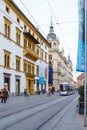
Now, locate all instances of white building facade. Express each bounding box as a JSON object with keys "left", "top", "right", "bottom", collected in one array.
[
  {"left": 47, "top": 19, "right": 73, "bottom": 91},
  {"left": 0, "top": 0, "right": 50, "bottom": 95}
]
